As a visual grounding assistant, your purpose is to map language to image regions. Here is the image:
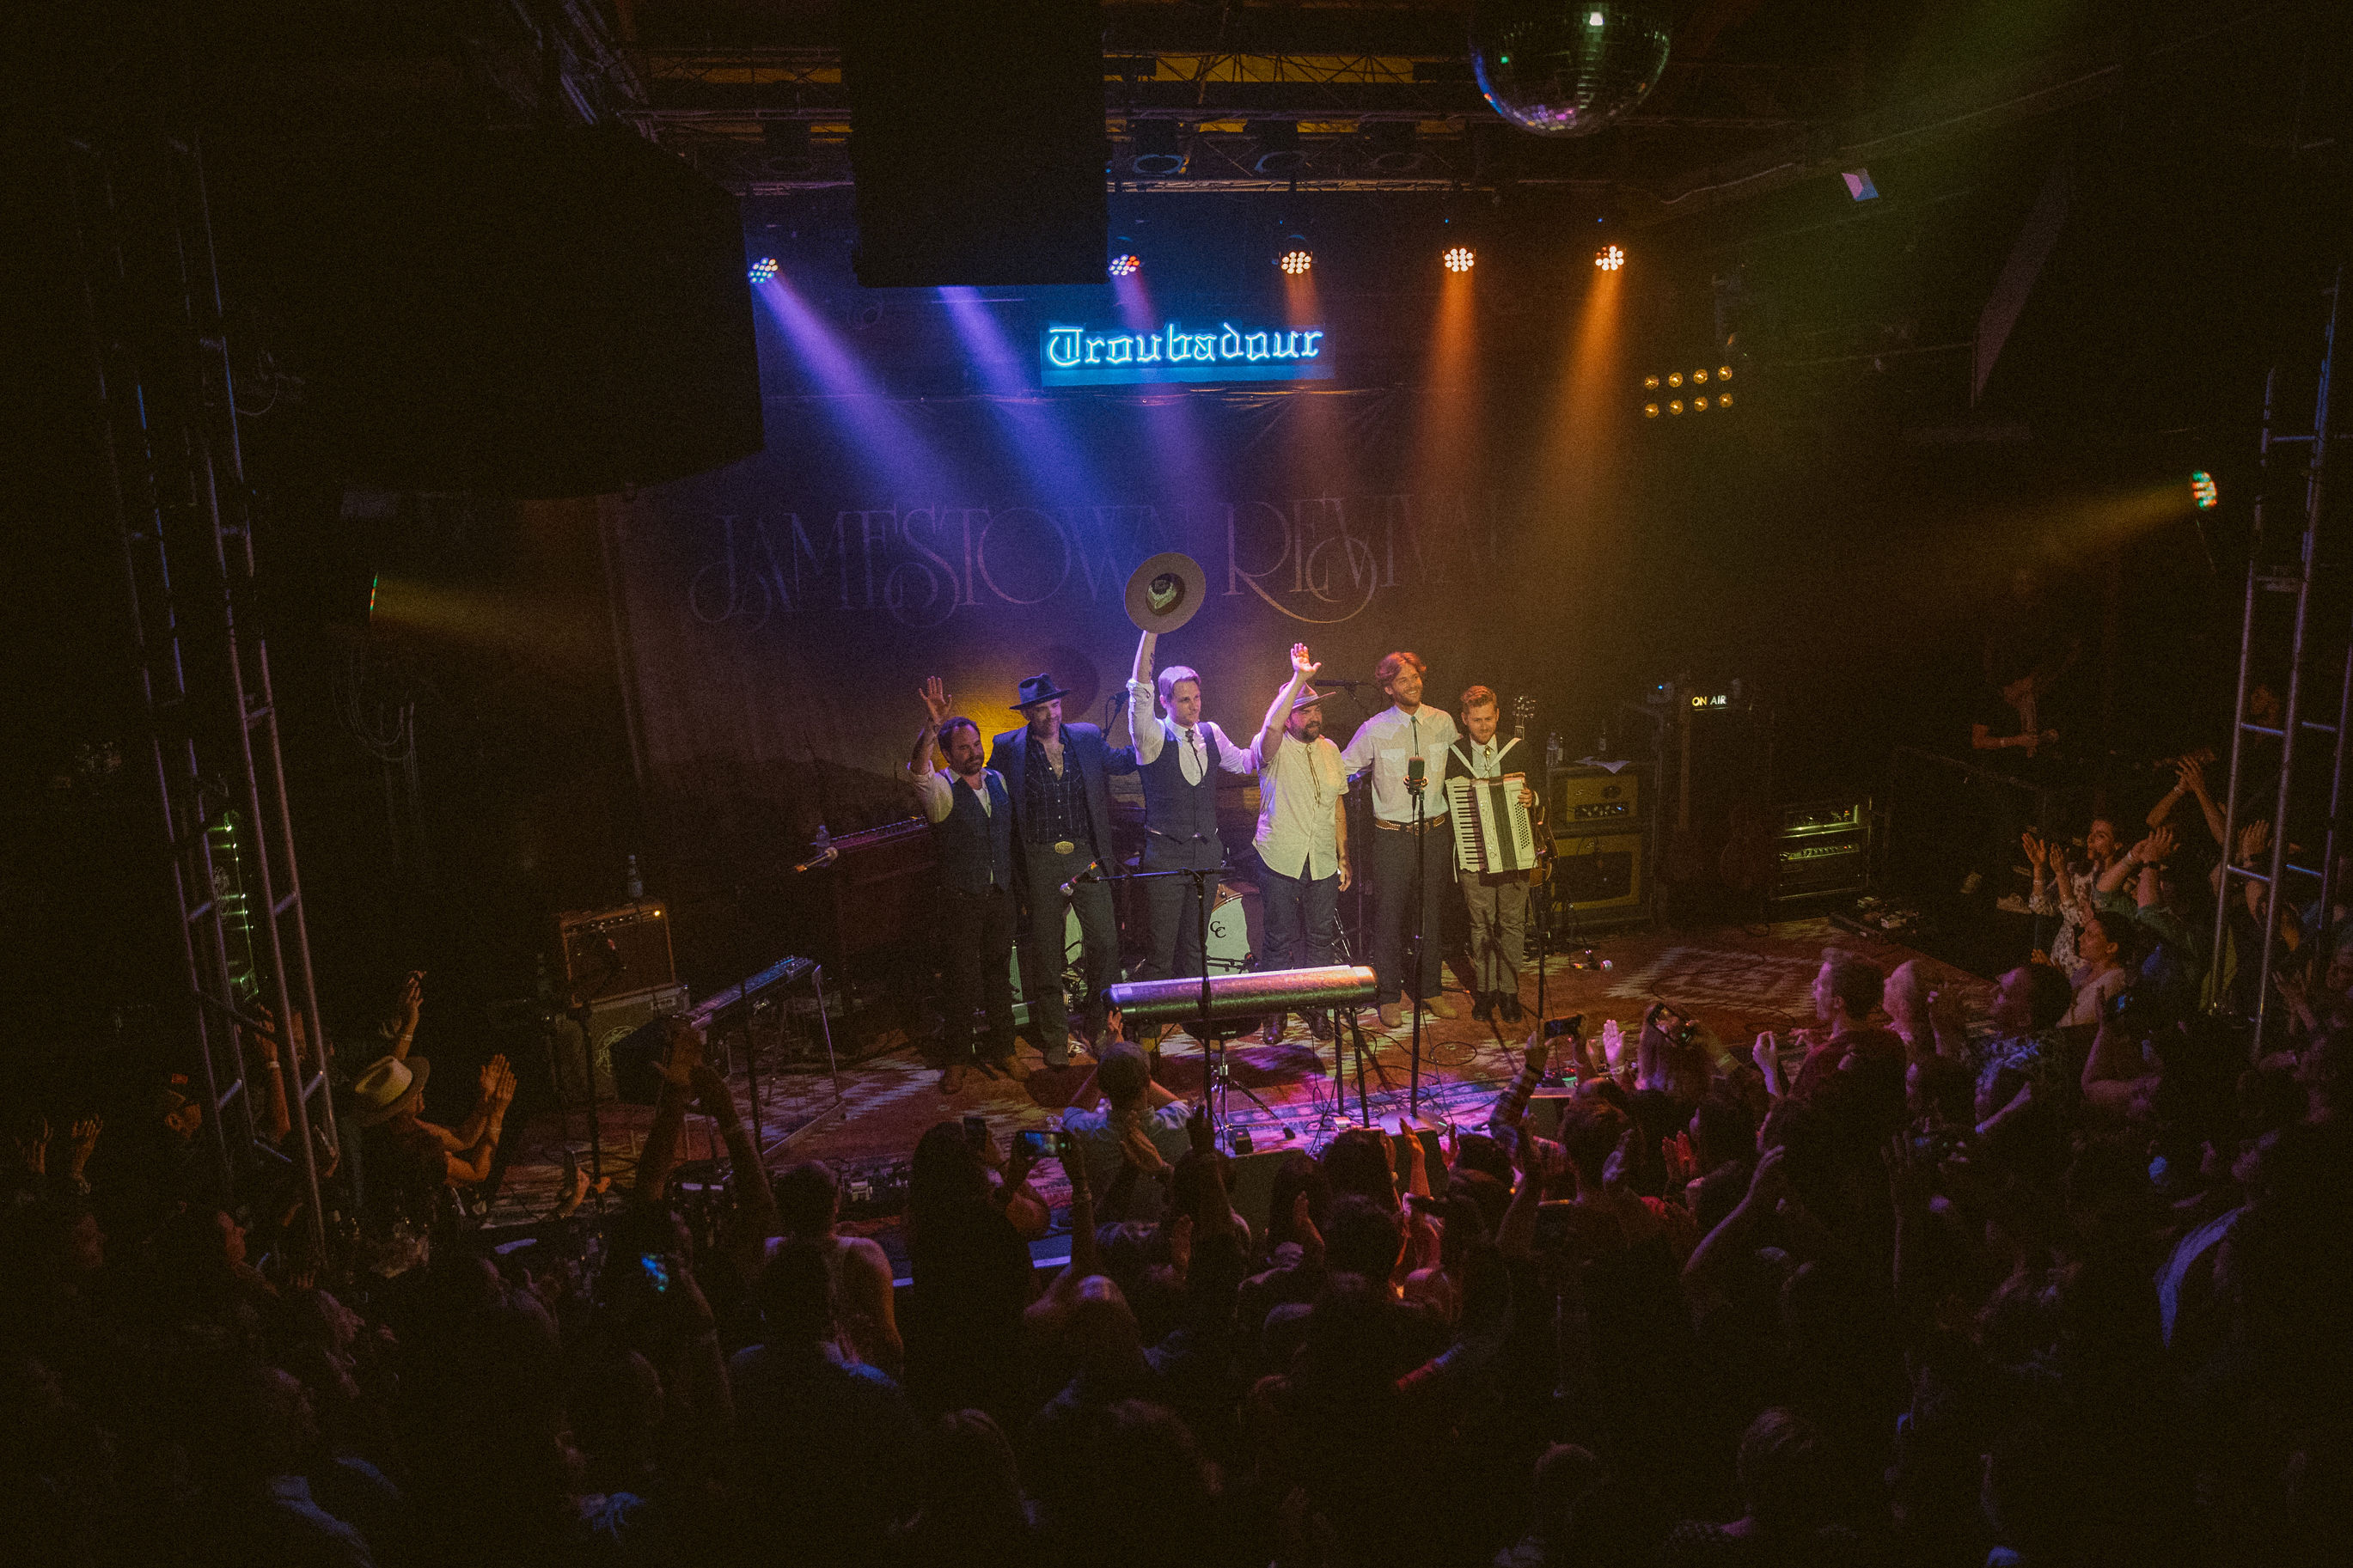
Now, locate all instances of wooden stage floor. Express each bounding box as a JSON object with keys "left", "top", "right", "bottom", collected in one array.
[{"left": 483, "top": 914, "right": 1990, "bottom": 1230}]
